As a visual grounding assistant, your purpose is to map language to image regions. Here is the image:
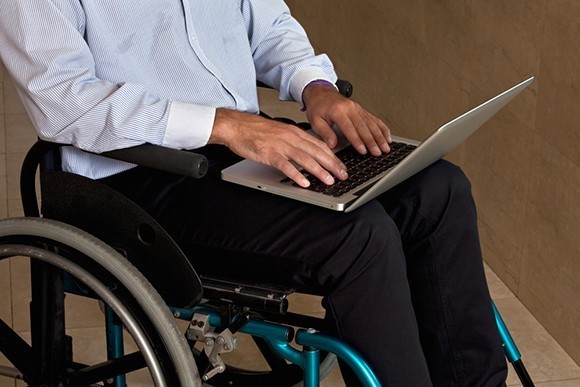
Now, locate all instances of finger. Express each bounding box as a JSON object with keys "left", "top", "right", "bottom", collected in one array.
[
  {"left": 294, "top": 134, "right": 349, "bottom": 182},
  {"left": 362, "top": 113, "right": 391, "bottom": 154},
  {"left": 333, "top": 114, "right": 367, "bottom": 155},
  {"left": 297, "top": 128, "right": 344, "bottom": 166},
  {"left": 309, "top": 116, "right": 339, "bottom": 149},
  {"left": 274, "top": 149, "right": 338, "bottom": 187},
  {"left": 335, "top": 110, "right": 384, "bottom": 156},
  {"left": 274, "top": 157, "right": 311, "bottom": 187}
]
